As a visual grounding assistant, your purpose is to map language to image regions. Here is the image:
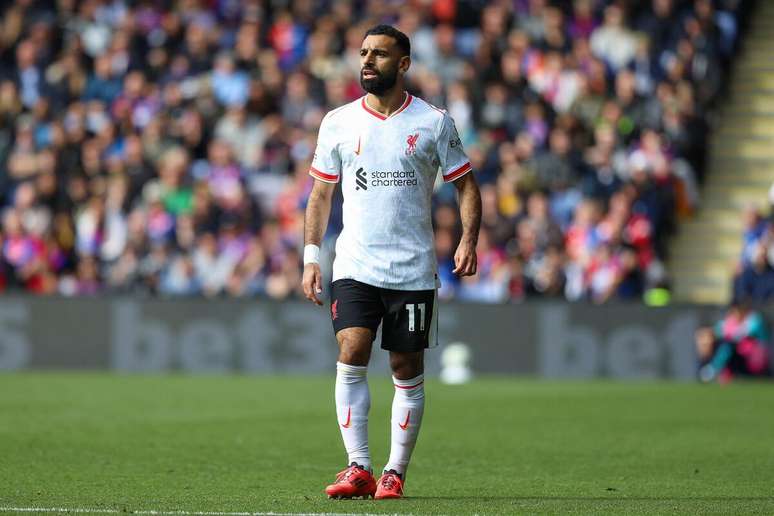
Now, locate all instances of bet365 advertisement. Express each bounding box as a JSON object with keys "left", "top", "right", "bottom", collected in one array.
[{"left": 0, "top": 297, "right": 743, "bottom": 378}]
